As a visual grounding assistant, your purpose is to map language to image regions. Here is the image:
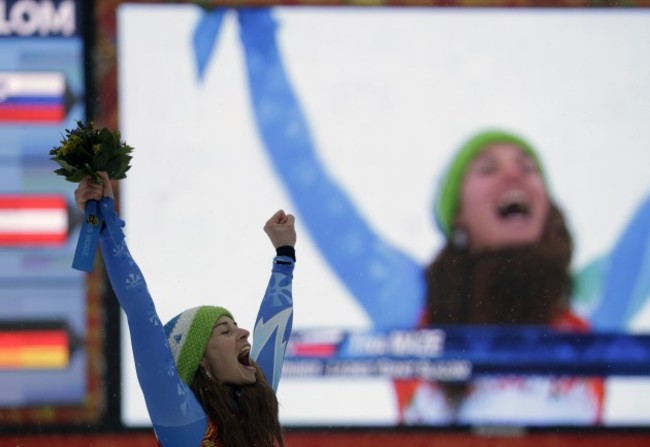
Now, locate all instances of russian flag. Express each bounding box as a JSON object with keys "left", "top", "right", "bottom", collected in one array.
[
  {"left": 0, "top": 72, "right": 71, "bottom": 123},
  {"left": 0, "top": 194, "right": 69, "bottom": 246}
]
